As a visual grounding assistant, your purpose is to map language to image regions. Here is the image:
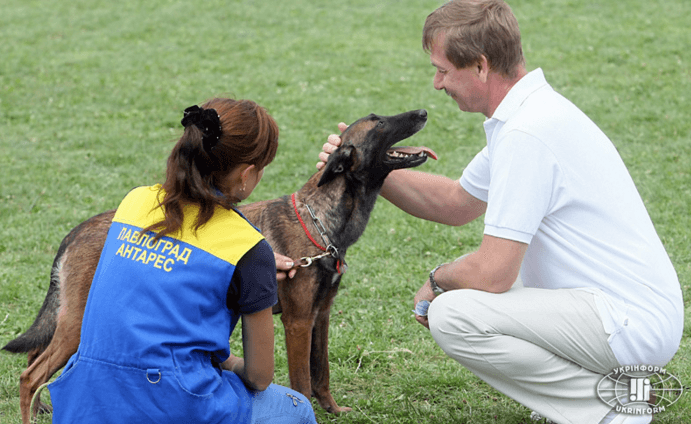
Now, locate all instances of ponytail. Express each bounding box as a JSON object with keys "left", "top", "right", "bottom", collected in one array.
[{"left": 143, "top": 98, "right": 279, "bottom": 241}]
